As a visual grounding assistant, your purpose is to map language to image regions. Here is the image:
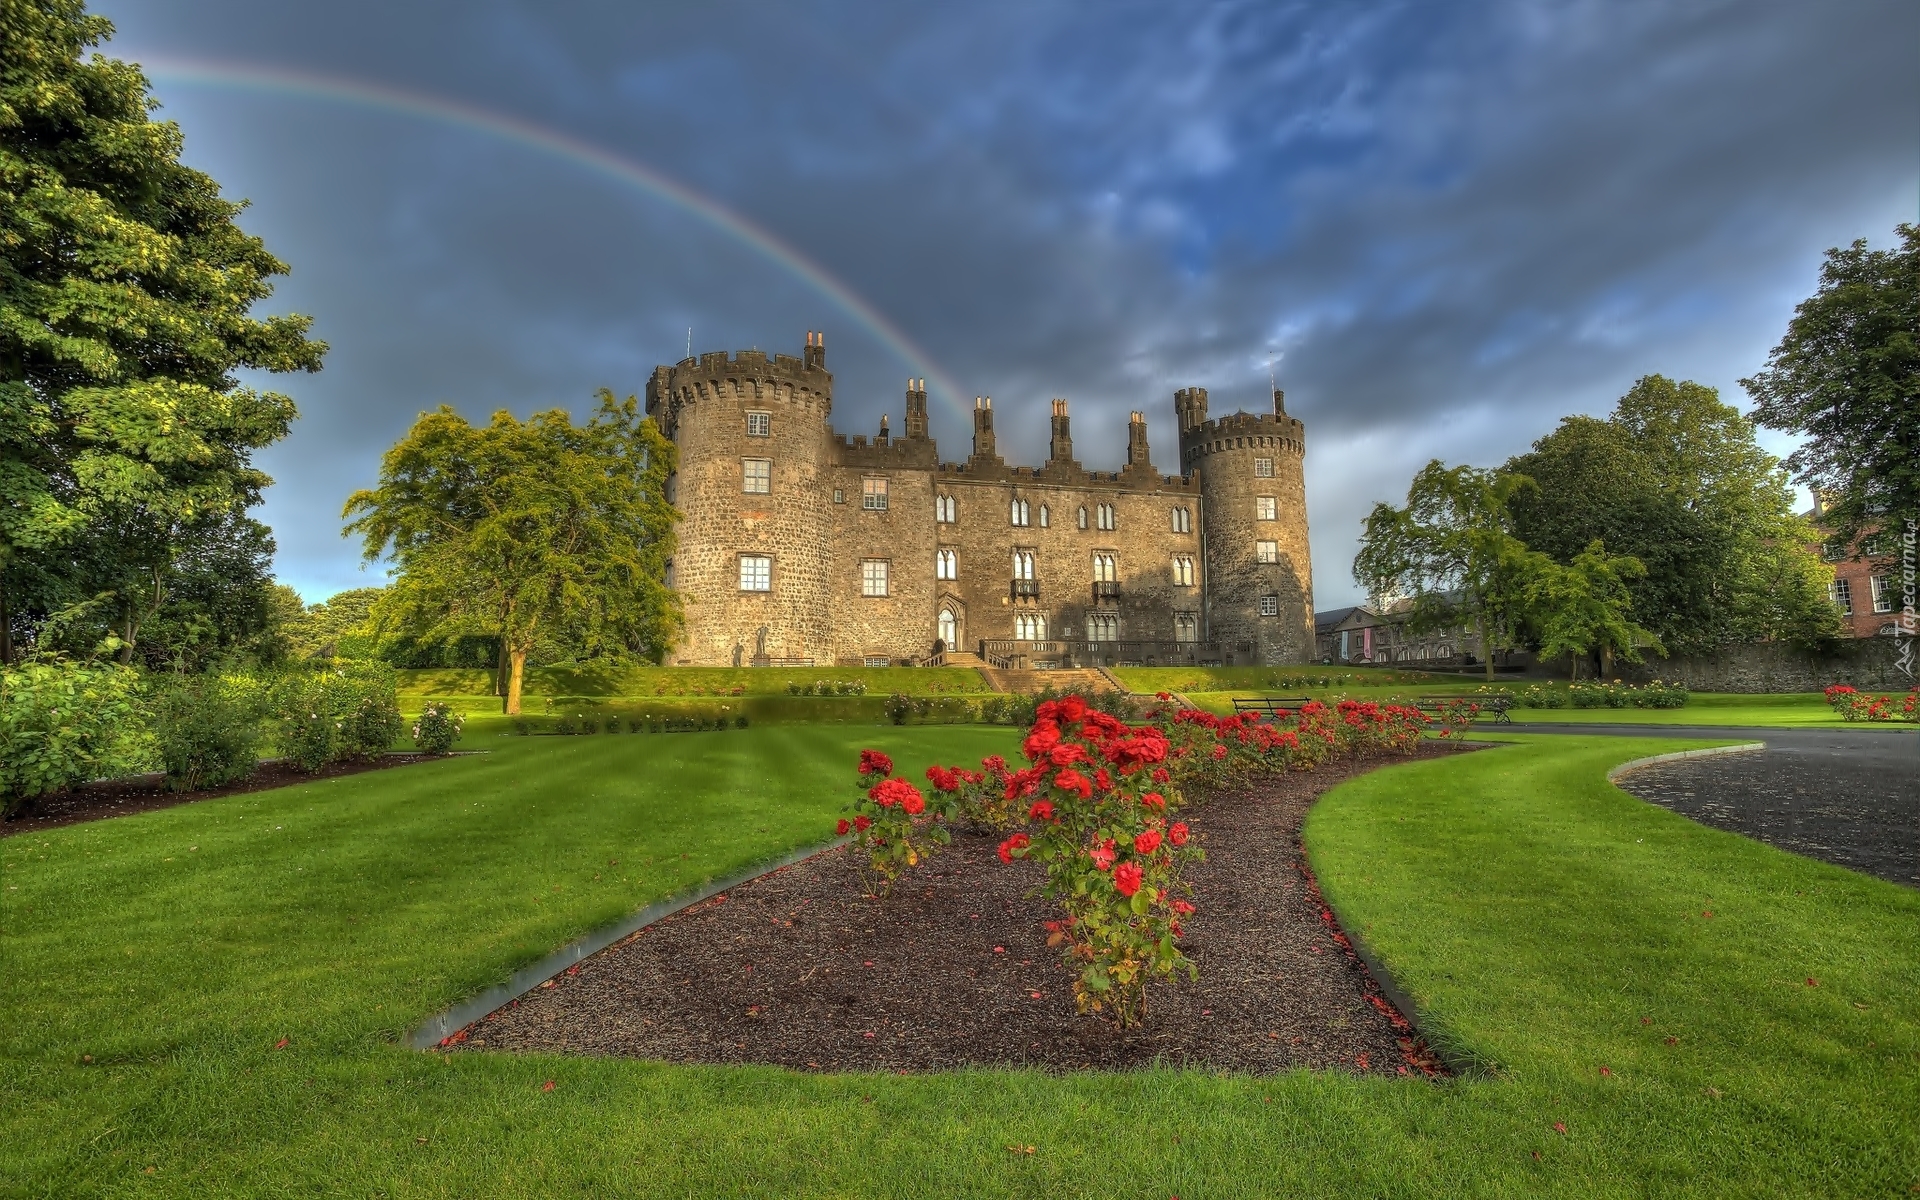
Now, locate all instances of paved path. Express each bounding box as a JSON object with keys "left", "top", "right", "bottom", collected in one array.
[{"left": 1493, "top": 723, "right": 1918, "bottom": 887}]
